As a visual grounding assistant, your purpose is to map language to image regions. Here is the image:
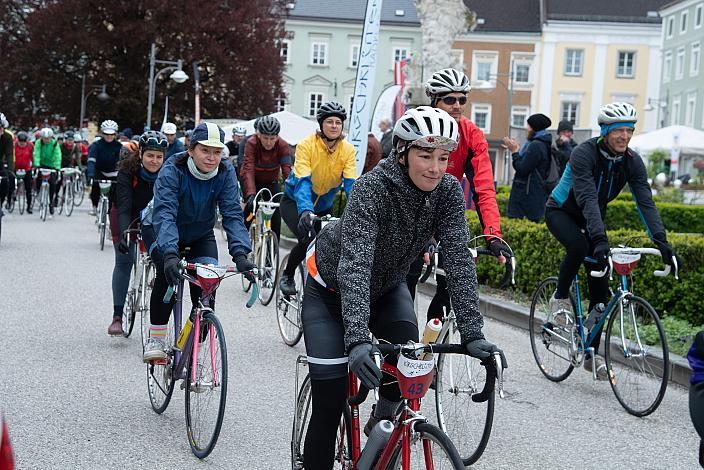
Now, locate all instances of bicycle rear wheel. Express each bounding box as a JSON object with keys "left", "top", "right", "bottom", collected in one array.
[
  {"left": 605, "top": 295, "right": 669, "bottom": 417},
  {"left": 146, "top": 314, "right": 176, "bottom": 414},
  {"left": 276, "top": 254, "right": 305, "bottom": 346},
  {"left": 185, "top": 311, "right": 228, "bottom": 459},
  {"left": 258, "top": 231, "right": 279, "bottom": 306},
  {"left": 291, "top": 374, "right": 351, "bottom": 470},
  {"left": 529, "top": 277, "right": 575, "bottom": 382},
  {"left": 386, "top": 422, "right": 464, "bottom": 469},
  {"left": 435, "top": 318, "right": 494, "bottom": 466}
]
